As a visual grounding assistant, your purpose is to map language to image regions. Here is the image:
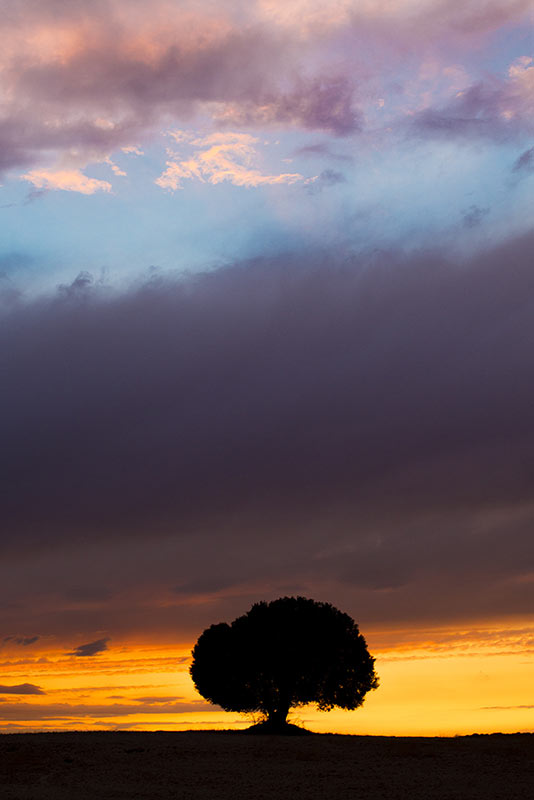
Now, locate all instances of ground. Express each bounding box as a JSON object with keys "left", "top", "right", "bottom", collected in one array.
[{"left": 0, "top": 731, "right": 532, "bottom": 799}]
